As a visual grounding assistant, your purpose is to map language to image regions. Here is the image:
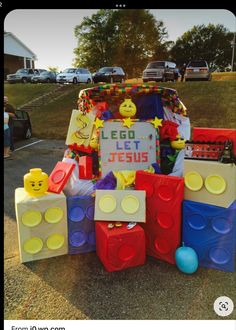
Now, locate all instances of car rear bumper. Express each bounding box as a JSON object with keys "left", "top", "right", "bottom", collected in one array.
[{"left": 185, "top": 73, "right": 211, "bottom": 80}]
